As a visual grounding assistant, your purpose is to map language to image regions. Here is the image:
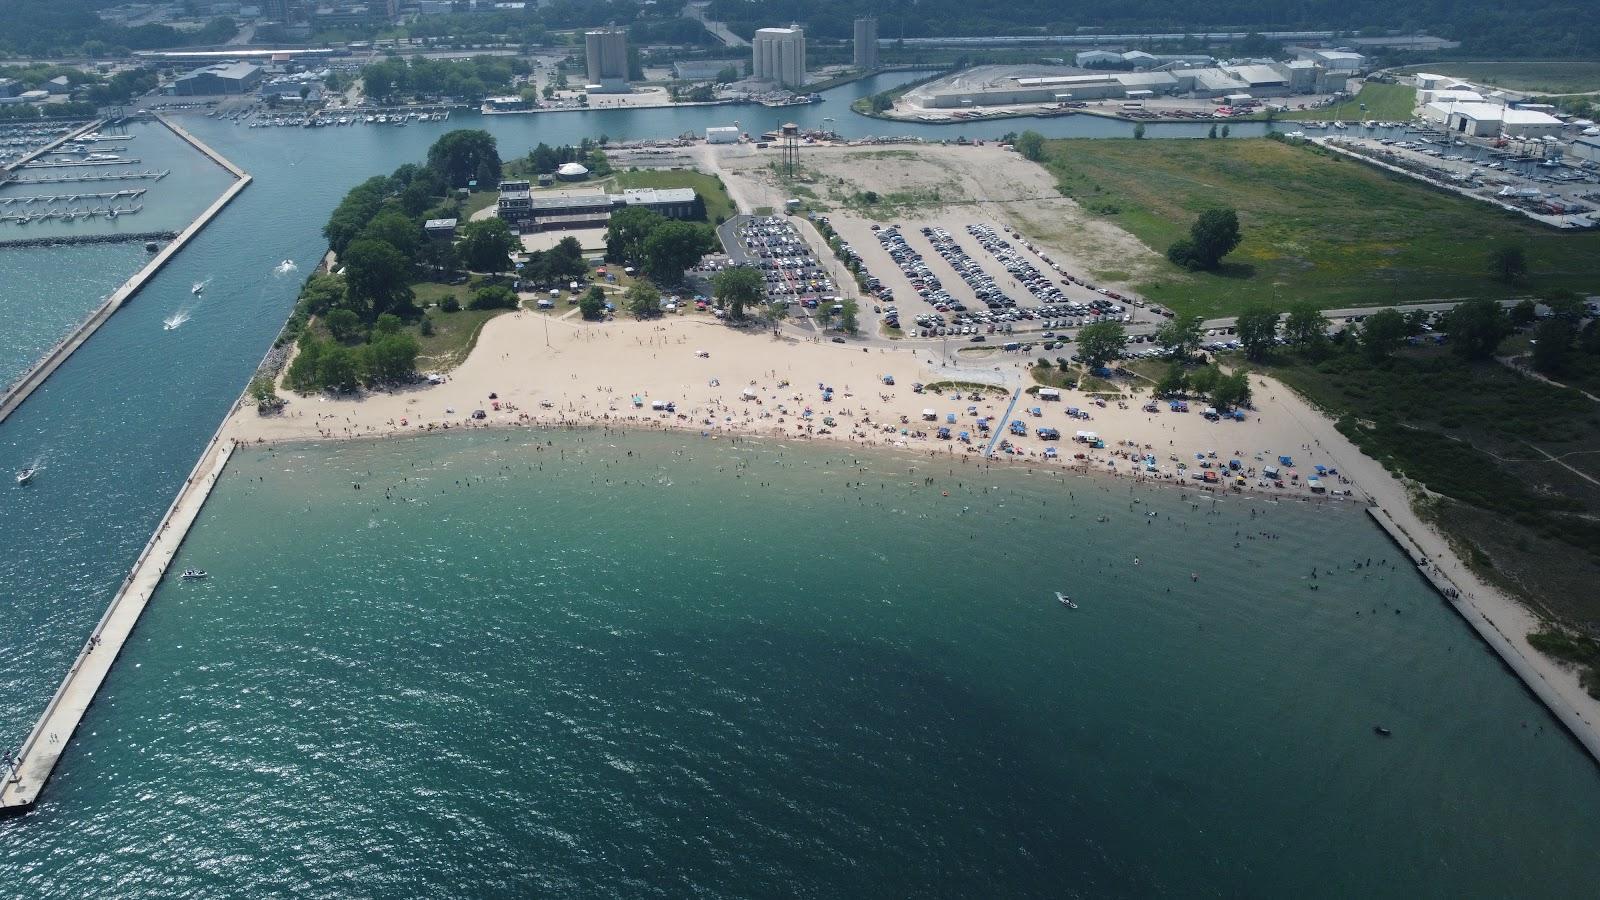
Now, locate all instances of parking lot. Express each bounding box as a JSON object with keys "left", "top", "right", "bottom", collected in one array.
[
  {"left": 720, "top": 214, "right": 839, "bottom": 309},
  {"left": 827, "top": 213, "right": 1165, "bottom": 352}
]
